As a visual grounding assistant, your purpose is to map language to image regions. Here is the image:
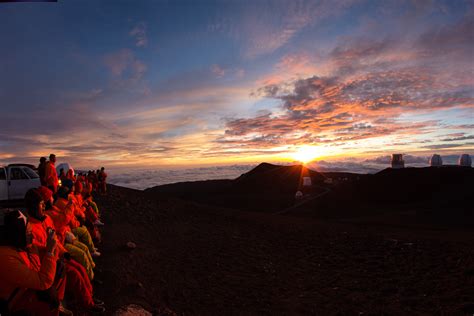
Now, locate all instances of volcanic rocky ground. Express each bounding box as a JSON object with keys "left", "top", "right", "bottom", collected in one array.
[{"left": 94, "top": 164, "right": 474, "bottom": 315}]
